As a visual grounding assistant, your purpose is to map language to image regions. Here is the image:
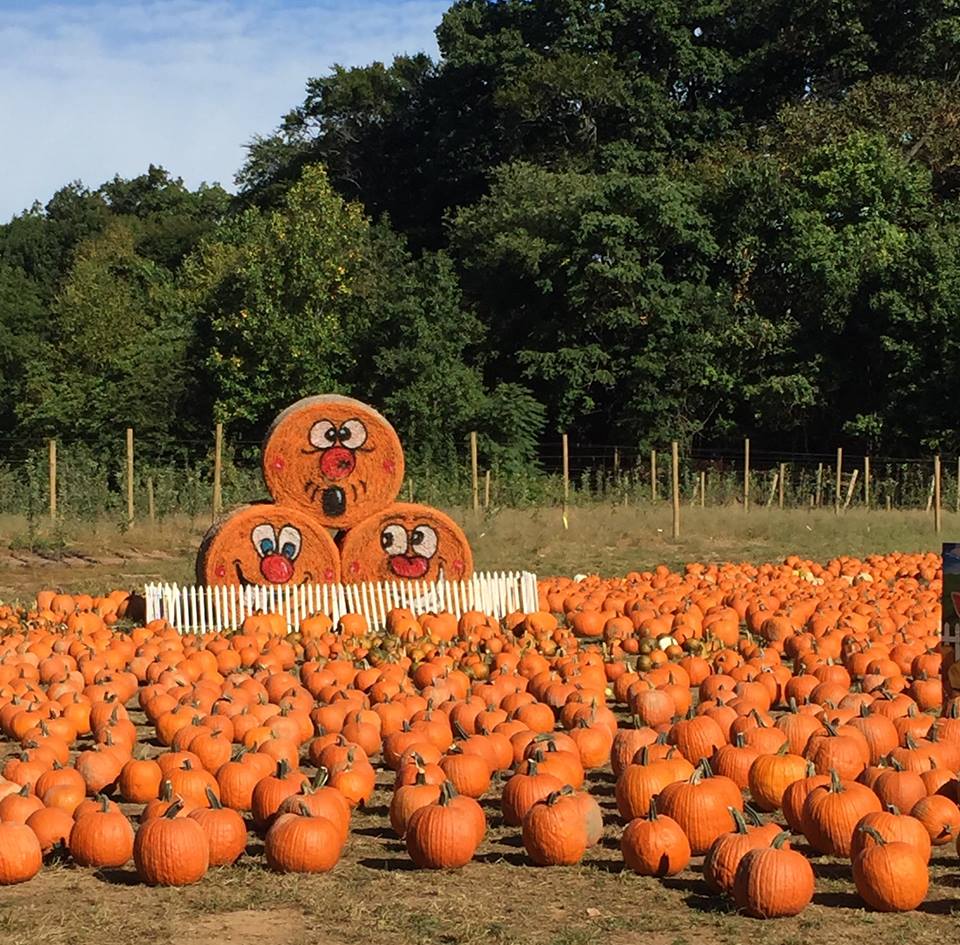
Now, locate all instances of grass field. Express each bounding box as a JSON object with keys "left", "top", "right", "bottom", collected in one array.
[
  {"left": 0, "top": 504, "right": 956, "bottom": 945},
  {"left": 0, "top": 504, "right": 949, "bottom": 601}
]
